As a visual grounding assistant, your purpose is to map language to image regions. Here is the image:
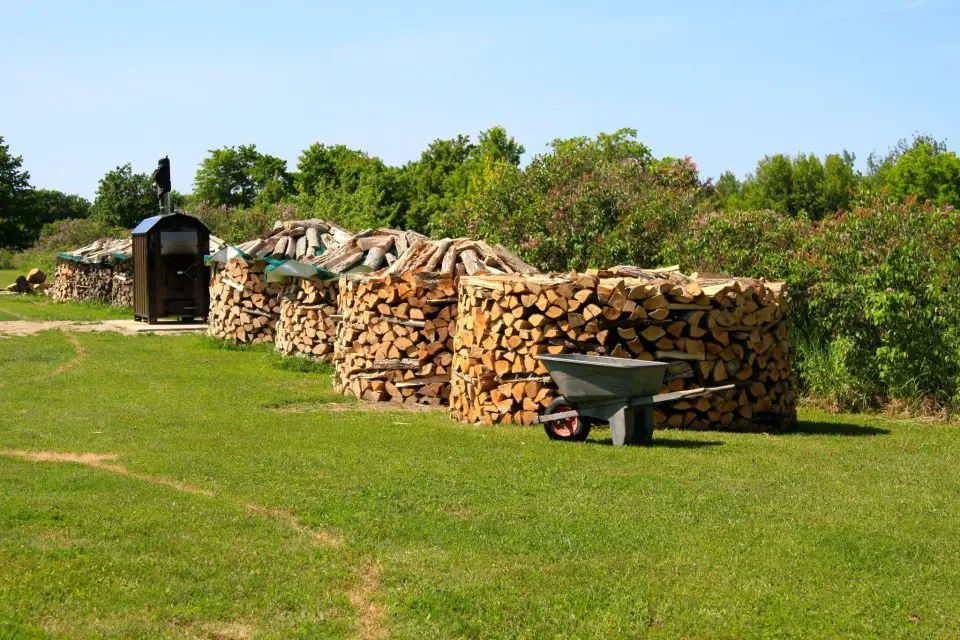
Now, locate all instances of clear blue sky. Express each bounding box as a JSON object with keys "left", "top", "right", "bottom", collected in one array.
[{"left": 3, "top": 0, "right": 958, "bottom": 200}]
